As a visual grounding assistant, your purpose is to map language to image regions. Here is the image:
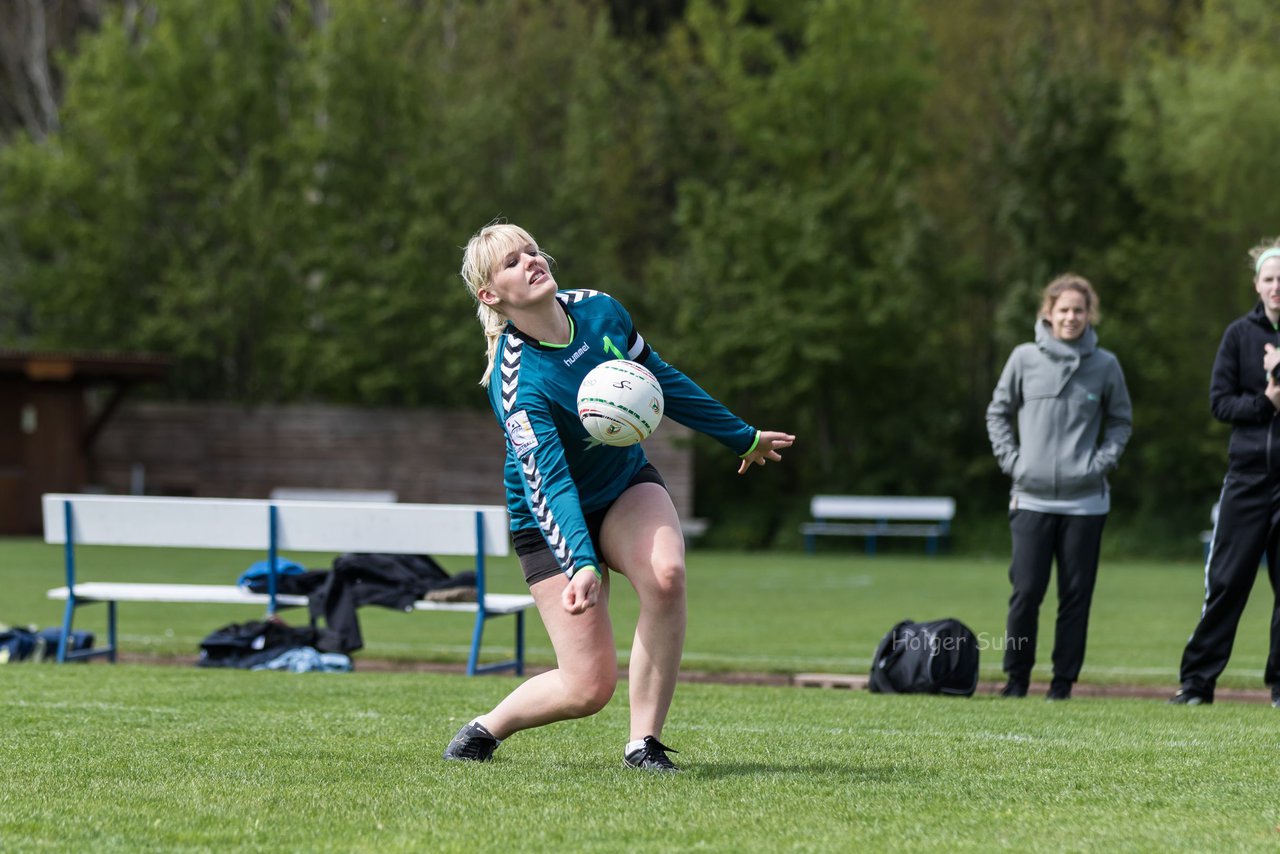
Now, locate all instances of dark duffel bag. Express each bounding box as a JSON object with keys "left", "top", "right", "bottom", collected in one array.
[
  {"left": 197, "top": 619, "right": 317, "bottom": 669},
  {"left": 868, "top": 618, "right": 979, "bottom": 697}
]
